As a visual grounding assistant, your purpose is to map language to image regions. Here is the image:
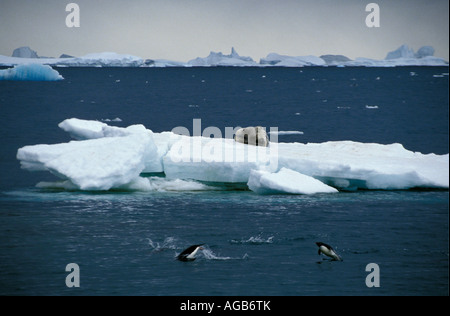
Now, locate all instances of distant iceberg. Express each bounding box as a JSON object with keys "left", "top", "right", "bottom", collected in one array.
[
  {"left": 385, "top": 44, "right": 416, "bottom": 60},
  {"left": 0, "top": 51, "right": 145, "bottom": 67},
  {"left": 12, "top": 46, "right": 39, "bottom": 58},
  {"left": 260, "top": 53, "right": 326, "bottom": 67},
  {"left": 17, "top": 118, "right": 449, "bottom": 193},
  {"left": 58, "top": 52, "right": 144, "bottom": 67},
  {"left": 188, "top": 47, "right": 258, "bottom": 67},
  {"left": 0, "top": 64, "right": 63, "bottom": 81},
  {"left": 320, "top": 55, "right": 352, "bottom": 66},
  {"left": 0, "top": 45, "right": 447, "bottom": 68}
]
